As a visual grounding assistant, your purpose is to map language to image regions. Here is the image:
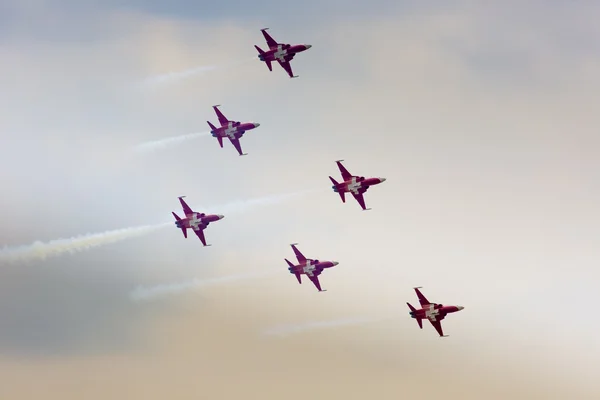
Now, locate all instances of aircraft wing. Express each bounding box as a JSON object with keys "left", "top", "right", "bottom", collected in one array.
[
  {"left": 193, "top": 227, "right": 208, "bottom": 246},
  {"left": 291, "top": 244, "right": 306, "bottom": 263},
  {"left": 261, "top": 28, "right": 278, "bottom": 48},
  {"left": 228, "top": 137, "right": 246, "bottom": 156},
  {"left": 351, "top": 192, "right": 368, "bottom": 210},
  {"left": 307, "top": 271, "right": 324, "bottom": 292},
  {"left": 414, "top": 287, "right": 431, "bottom": 307},
  {"left": 277, "top": 59, "right": 296, "bottom": 78},
  {"left": 213, "top": 105, "right": 229, "bottom": 126},
  {"left": 429, "top": 318, "right": 445, "bottom": 337},
  {"left": 335, "top": 161, "right": 353, "bottom": 181},
  {"left": 178, "top": 196, "right": 194, "bottom": 216}
]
